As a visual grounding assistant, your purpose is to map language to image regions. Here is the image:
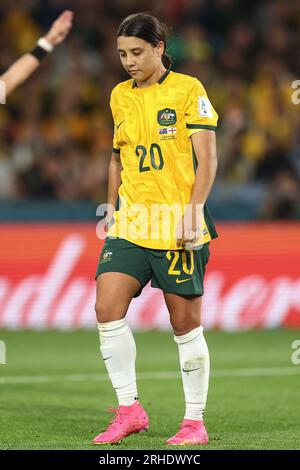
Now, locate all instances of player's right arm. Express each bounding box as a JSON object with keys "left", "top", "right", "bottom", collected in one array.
[
  {"left": 106, "top": 87, "right": 123, "bottom": 225},
  {"left": 106, "top": 151, "right": 122, "bottom": 225},
  {"left": 0, "top": 10, "right": 73, "bottom": 97}
]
